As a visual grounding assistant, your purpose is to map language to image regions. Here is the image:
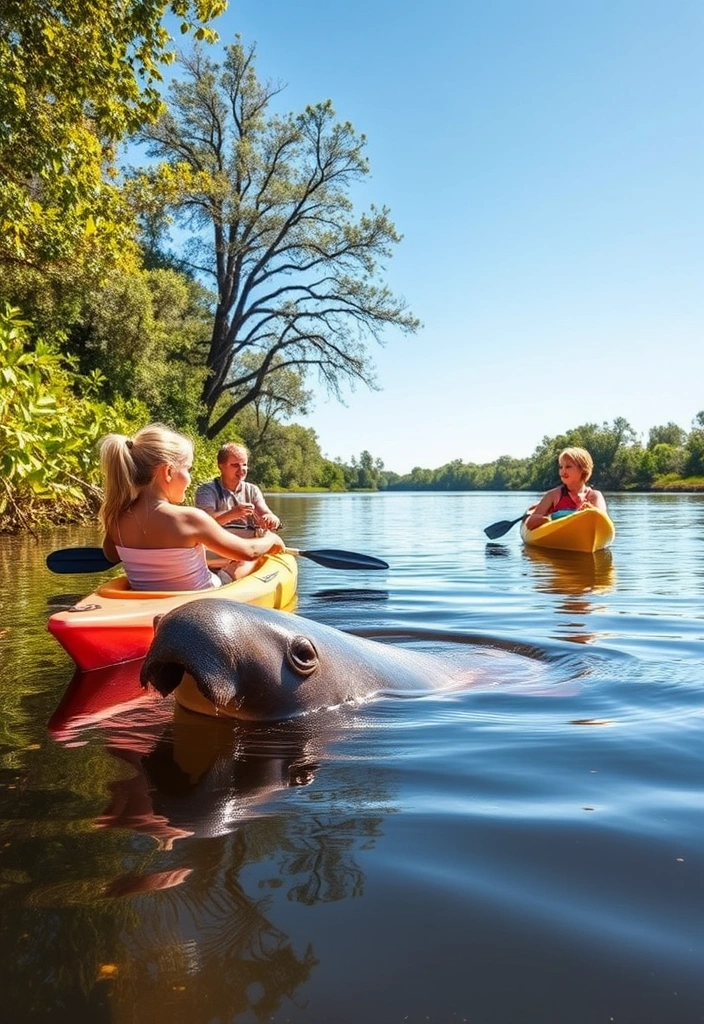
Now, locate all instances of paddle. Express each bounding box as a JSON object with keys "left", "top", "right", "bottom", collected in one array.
[
  {"left": 483, "top": 513, "right": 528, "bottom": 540},
  {"left": 46, "top": 545, "right": 388, "bottom": 575},
  {"left": 46, "top": 547, "right": 118, "bottom": 573},
  {"left": 284, "top": 548, "right": 388, "bottom": 570}
]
